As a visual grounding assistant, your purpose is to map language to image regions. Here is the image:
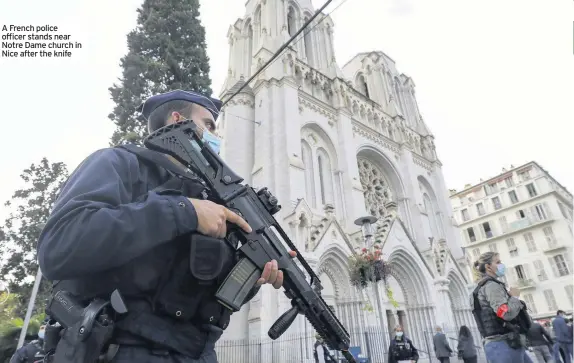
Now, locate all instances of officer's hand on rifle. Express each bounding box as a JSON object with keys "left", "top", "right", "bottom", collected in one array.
[{"left": 189, "top": 198, "right": 297, "bottom": 289}]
